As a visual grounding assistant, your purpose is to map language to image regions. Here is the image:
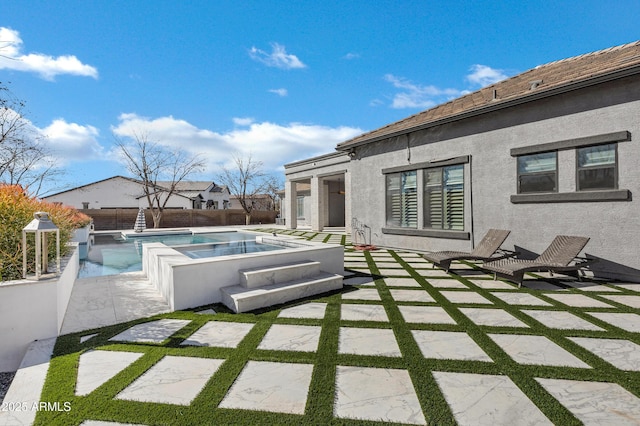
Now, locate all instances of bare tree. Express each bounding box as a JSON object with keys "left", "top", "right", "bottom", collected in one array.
[
  {"left": 0, "top": 82, "right": 62, "bottom": 195},
  {"left": 217, "top": 153, "right": 270, "bottom": 225},
  {"left": 115, "top": 130, "right": 206, "bottom": 228},
  {"left": 263, "top": 175, "right": 283, "bottom": 212}
]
